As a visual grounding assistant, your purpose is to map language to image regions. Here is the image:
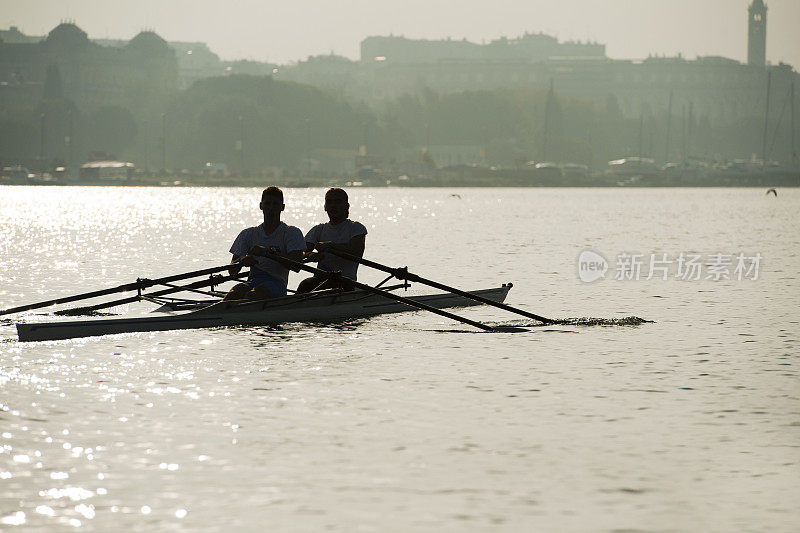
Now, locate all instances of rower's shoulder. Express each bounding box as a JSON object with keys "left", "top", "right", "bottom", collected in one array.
[
  {"left": 348, "top": 219, "right": 368, "bottom": 235},
  {"left": 234, "top": 225, "right": 260, "bottom": 238},
  {"left": 281, "top": 222, "right": 305, "bottom": 240},
  {"left": 305, "top": 222, "right": 325, "bottom": 236},
  {"left": 278, "top": 221, "right": 300, "bottom": 232}
]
